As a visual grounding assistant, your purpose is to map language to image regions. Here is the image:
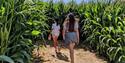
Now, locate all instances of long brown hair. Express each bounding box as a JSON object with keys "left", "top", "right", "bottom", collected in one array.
[{"left": 68, "top": 13, "right": 75, "bottom": 32}]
